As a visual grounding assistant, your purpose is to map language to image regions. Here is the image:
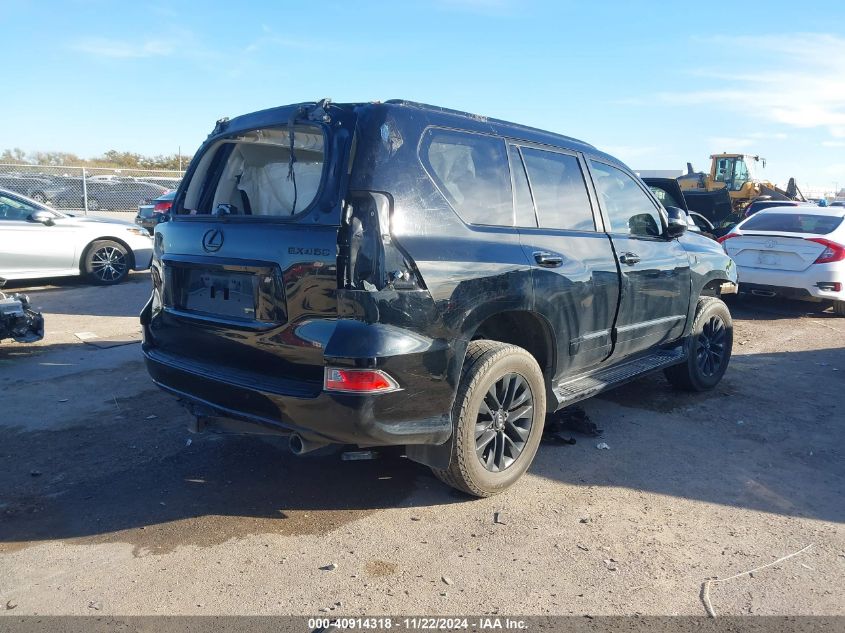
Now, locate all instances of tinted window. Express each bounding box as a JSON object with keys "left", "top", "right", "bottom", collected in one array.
[
  {"left": 649, "top": 185, "right": 681, "bottom": 209},
  {"left": 741, "top": 212, "right": 844, "bottom": 235},
  {"left": 0, "top": 194, "right": 37, "bottom": 220},
  {"left": 520, "top": 148, "right": 594, "bottom": 231},
  {"left": 423, "top": 130, "right": 513, "bottom": 226},
  {"left": 508, "top": 145, "right": 537, "bottom": 227},
  {"left": 591, "top": 162, "right": 662, "bottom": 237}
]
